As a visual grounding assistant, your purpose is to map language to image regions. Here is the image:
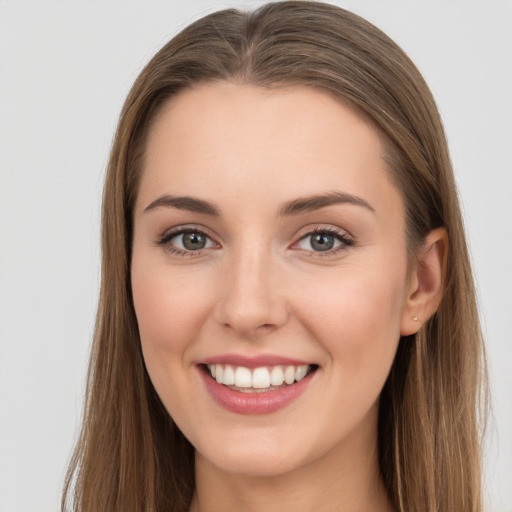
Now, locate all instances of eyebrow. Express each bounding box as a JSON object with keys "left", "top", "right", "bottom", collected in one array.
[
  {"left": 143, "top": 191, "right": 374, "bottom": 217},
  {"left": 143, "top": 195, "right": 220, "bottom": 216},
  {"left": 277, "top": 191, "right": 375, "bottom": 216}
]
